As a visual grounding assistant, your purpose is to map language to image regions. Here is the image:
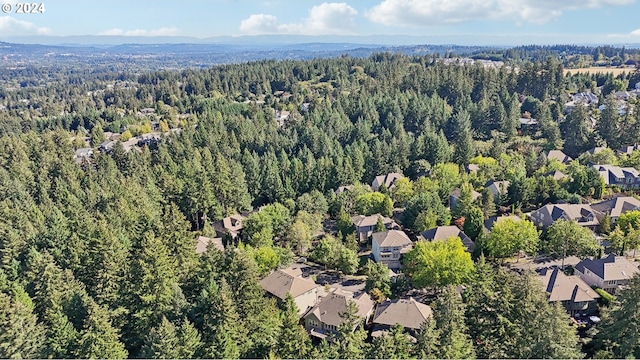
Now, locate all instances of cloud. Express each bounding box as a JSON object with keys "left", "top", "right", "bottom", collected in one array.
[
  {"left": 631, "top": 29, "right": 640, "bottom": 36},
  {"left": 0, "top": 16, "right": 51, "bottom": 36},
  {"left": 98, "top": 27, "right": 180, "bottom": 36},
  {"left": 239, "top": 2, "right": 358, "bottom": 35},
  {"left": 366, "top": 0, "right": 635, "bottom": 26}
]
